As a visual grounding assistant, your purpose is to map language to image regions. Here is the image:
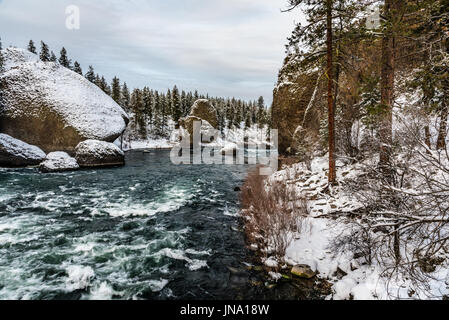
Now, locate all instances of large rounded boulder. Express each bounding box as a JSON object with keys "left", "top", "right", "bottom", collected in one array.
[
  {"left": 75, "top": 140, "right": 125, "bottom": 167},
  {"left": 0, "top": 48, "right": 129, "bottom": 153},
  {"left": 190, "top": 99, "right": 218, "bottom": 129},
  {"left": 0, "top": 133, "right": 46, "bottom": 167}
]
